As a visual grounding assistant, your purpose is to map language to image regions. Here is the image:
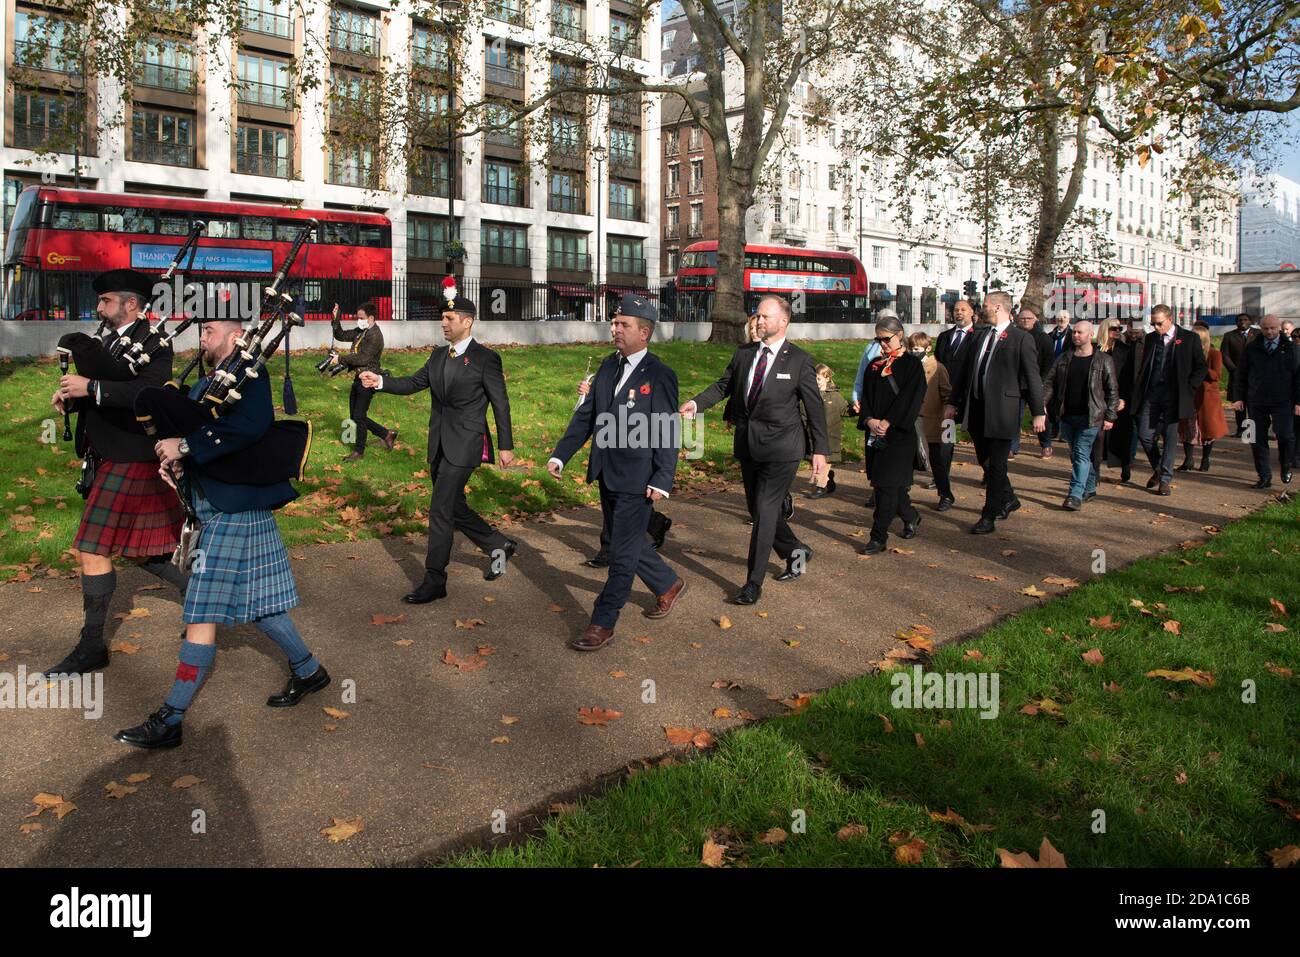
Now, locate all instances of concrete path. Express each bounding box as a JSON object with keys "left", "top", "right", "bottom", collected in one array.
[{"left": 0, "top": 438, "right": 1282, "bottom": 866}]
